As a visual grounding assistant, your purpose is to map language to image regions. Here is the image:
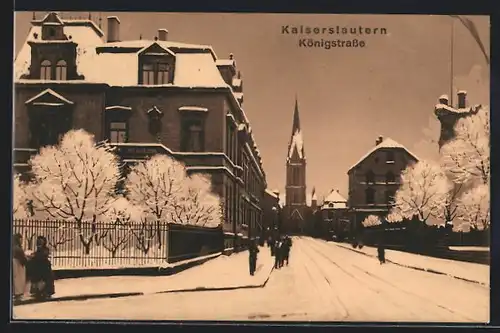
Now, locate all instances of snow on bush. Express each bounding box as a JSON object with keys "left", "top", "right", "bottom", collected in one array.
[
  {"left": 386, "top": 209, "right": 404, "bottom": 224},
  {"left": 26, "top": 129, "right": 121, "bottom": 254},
  {"left": 170, "top": 173, "right": 223, "bottom": 227},
  {"left": 362, "top": 215, "right": 382, "bottom": 228},
  {"left": 441, "top": 106, "right": 490, "bottom": 186},
  {"left": 456, "top": 184, "right": 490, "bottom": 231},
  {"left": 393, "top": 160, "right": 450, "bottom": 224}
]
